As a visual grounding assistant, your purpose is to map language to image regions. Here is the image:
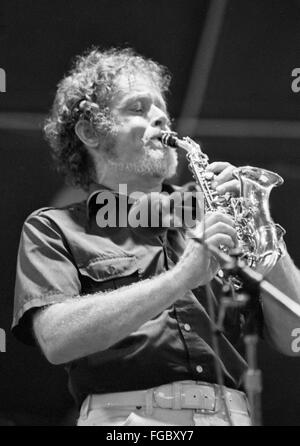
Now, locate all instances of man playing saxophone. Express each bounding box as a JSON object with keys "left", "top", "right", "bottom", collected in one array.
[{"left": 12, "top": 47, "right": 300, "bottom": 426}]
